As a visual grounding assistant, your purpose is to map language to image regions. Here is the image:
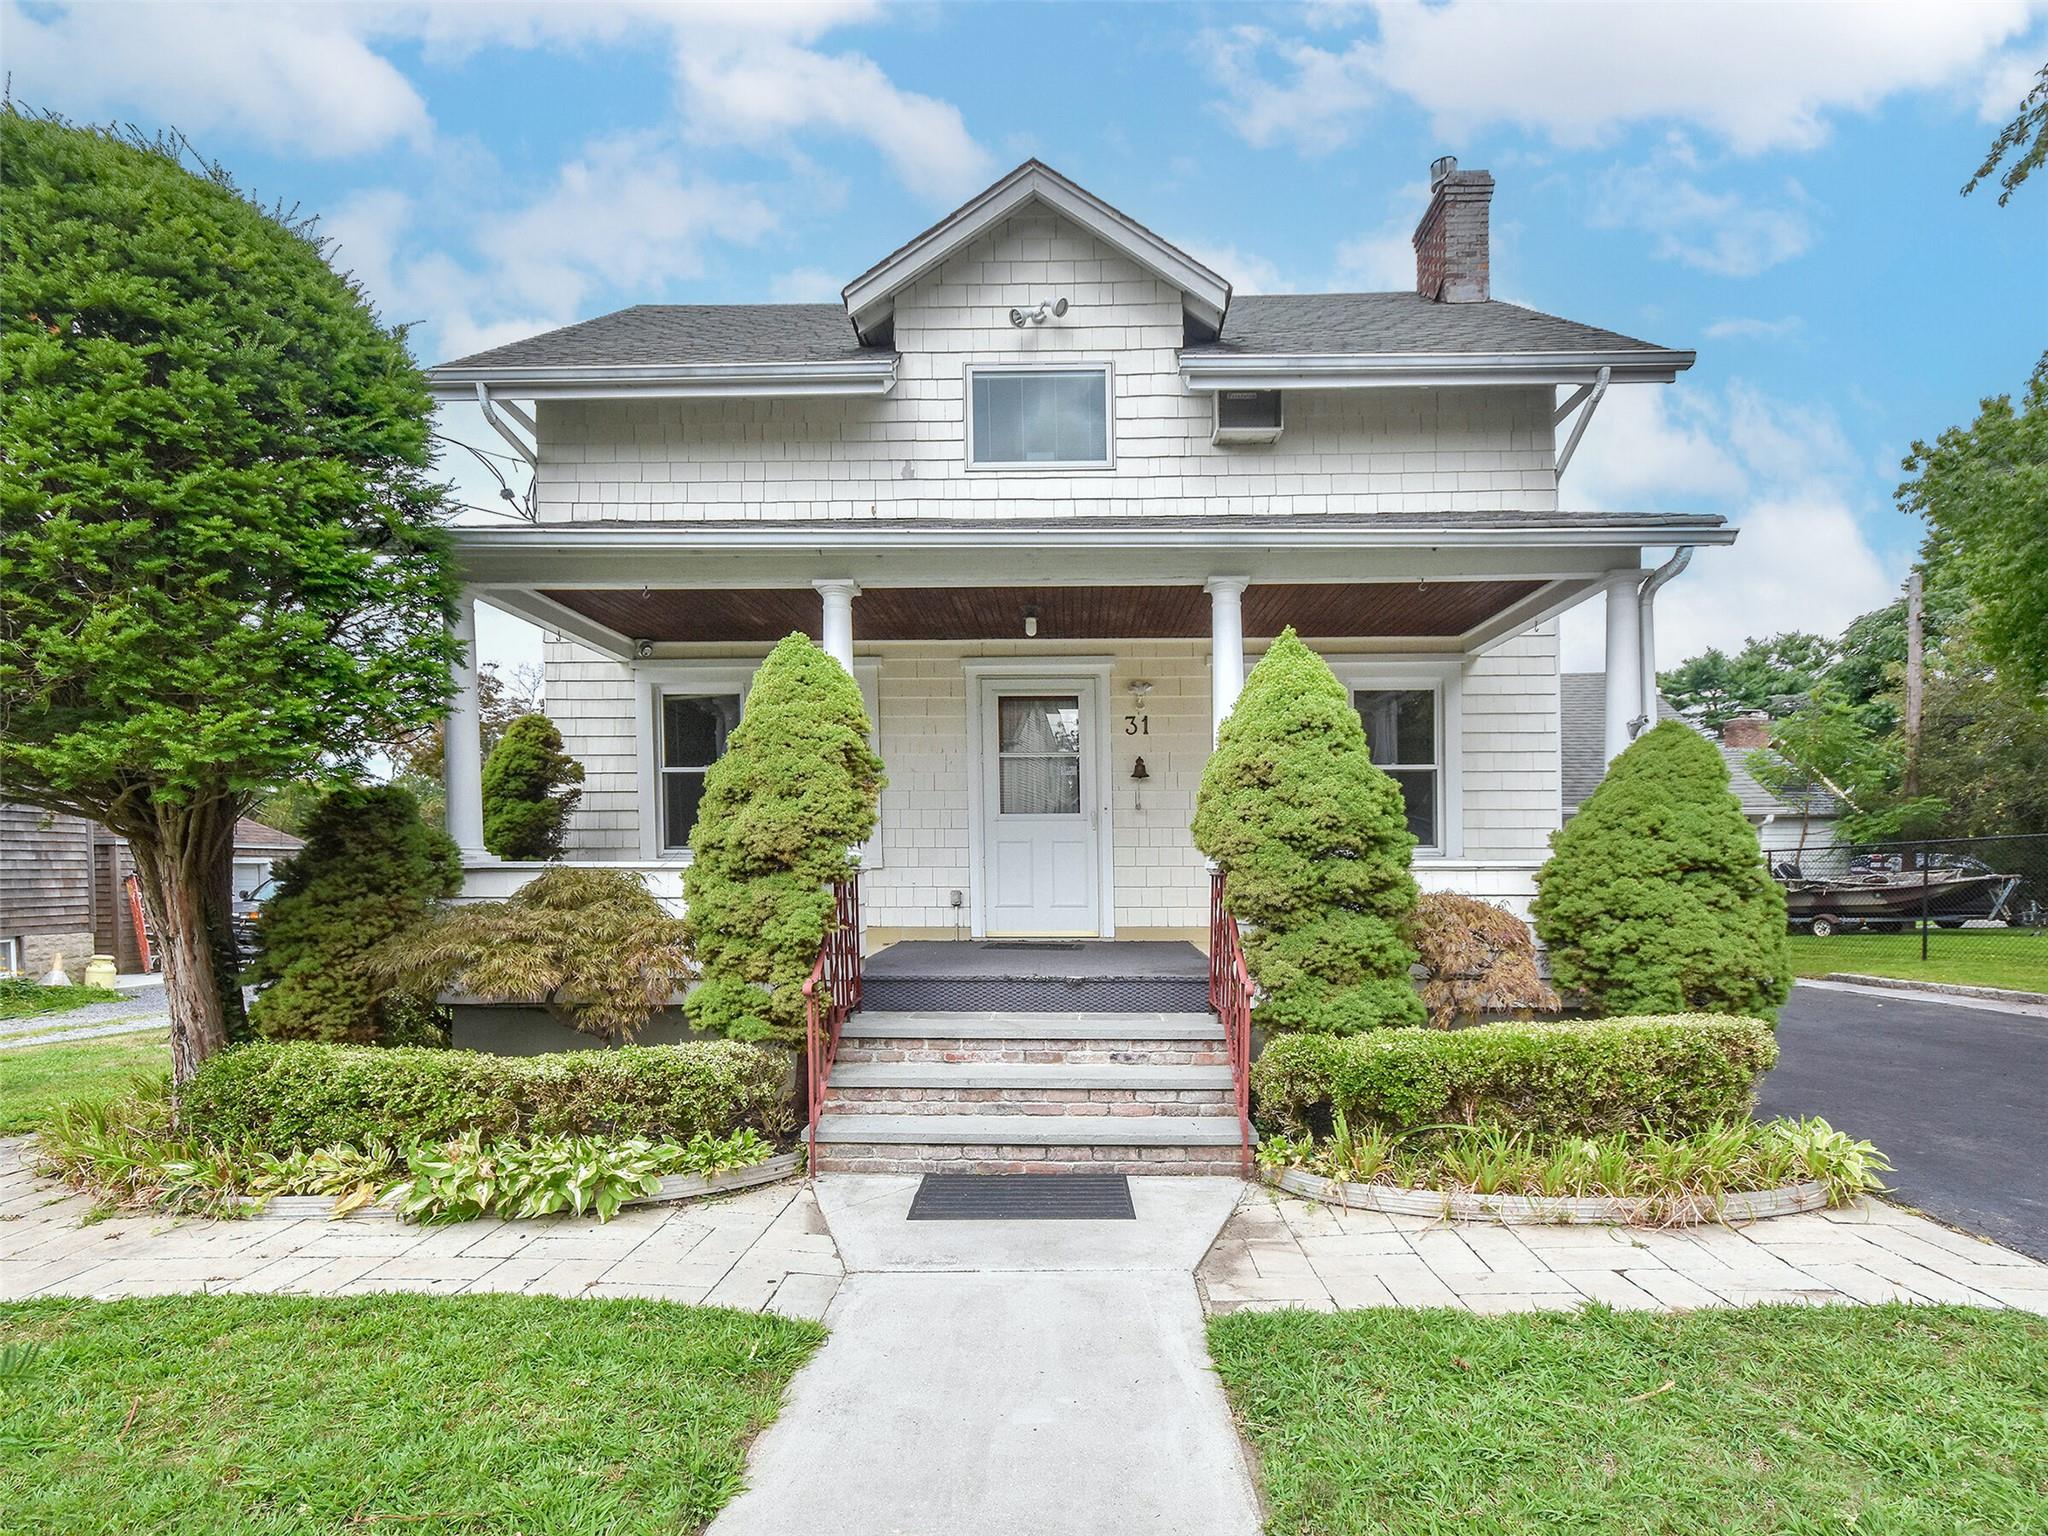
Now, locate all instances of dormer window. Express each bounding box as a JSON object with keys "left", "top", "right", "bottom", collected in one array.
[{"left": 967, "top": 365, "right": 1113, "bottom": 471}]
